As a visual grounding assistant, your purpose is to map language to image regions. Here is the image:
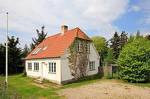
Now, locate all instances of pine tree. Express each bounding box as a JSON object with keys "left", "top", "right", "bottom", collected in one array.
[
  {"left": 92, "top": 36, "right": 108, "bottom": 66},
  {"left": 136, "top": 30, "right": 140, "bottom": 37},
  {"left": 8, "top": 36, "right": 22, "bottom": 74},
  {"left": 22, "top": 44, "right": 29, "bottom": 58},
  {"left": 120, "top": 31, "right": 128, "bottom": 49},
  {"left": 30, "top": 26, "right": 47, "bottom": 50},
  {"left": 110, "top": 32, "right": 120, "bottom": 59}
]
